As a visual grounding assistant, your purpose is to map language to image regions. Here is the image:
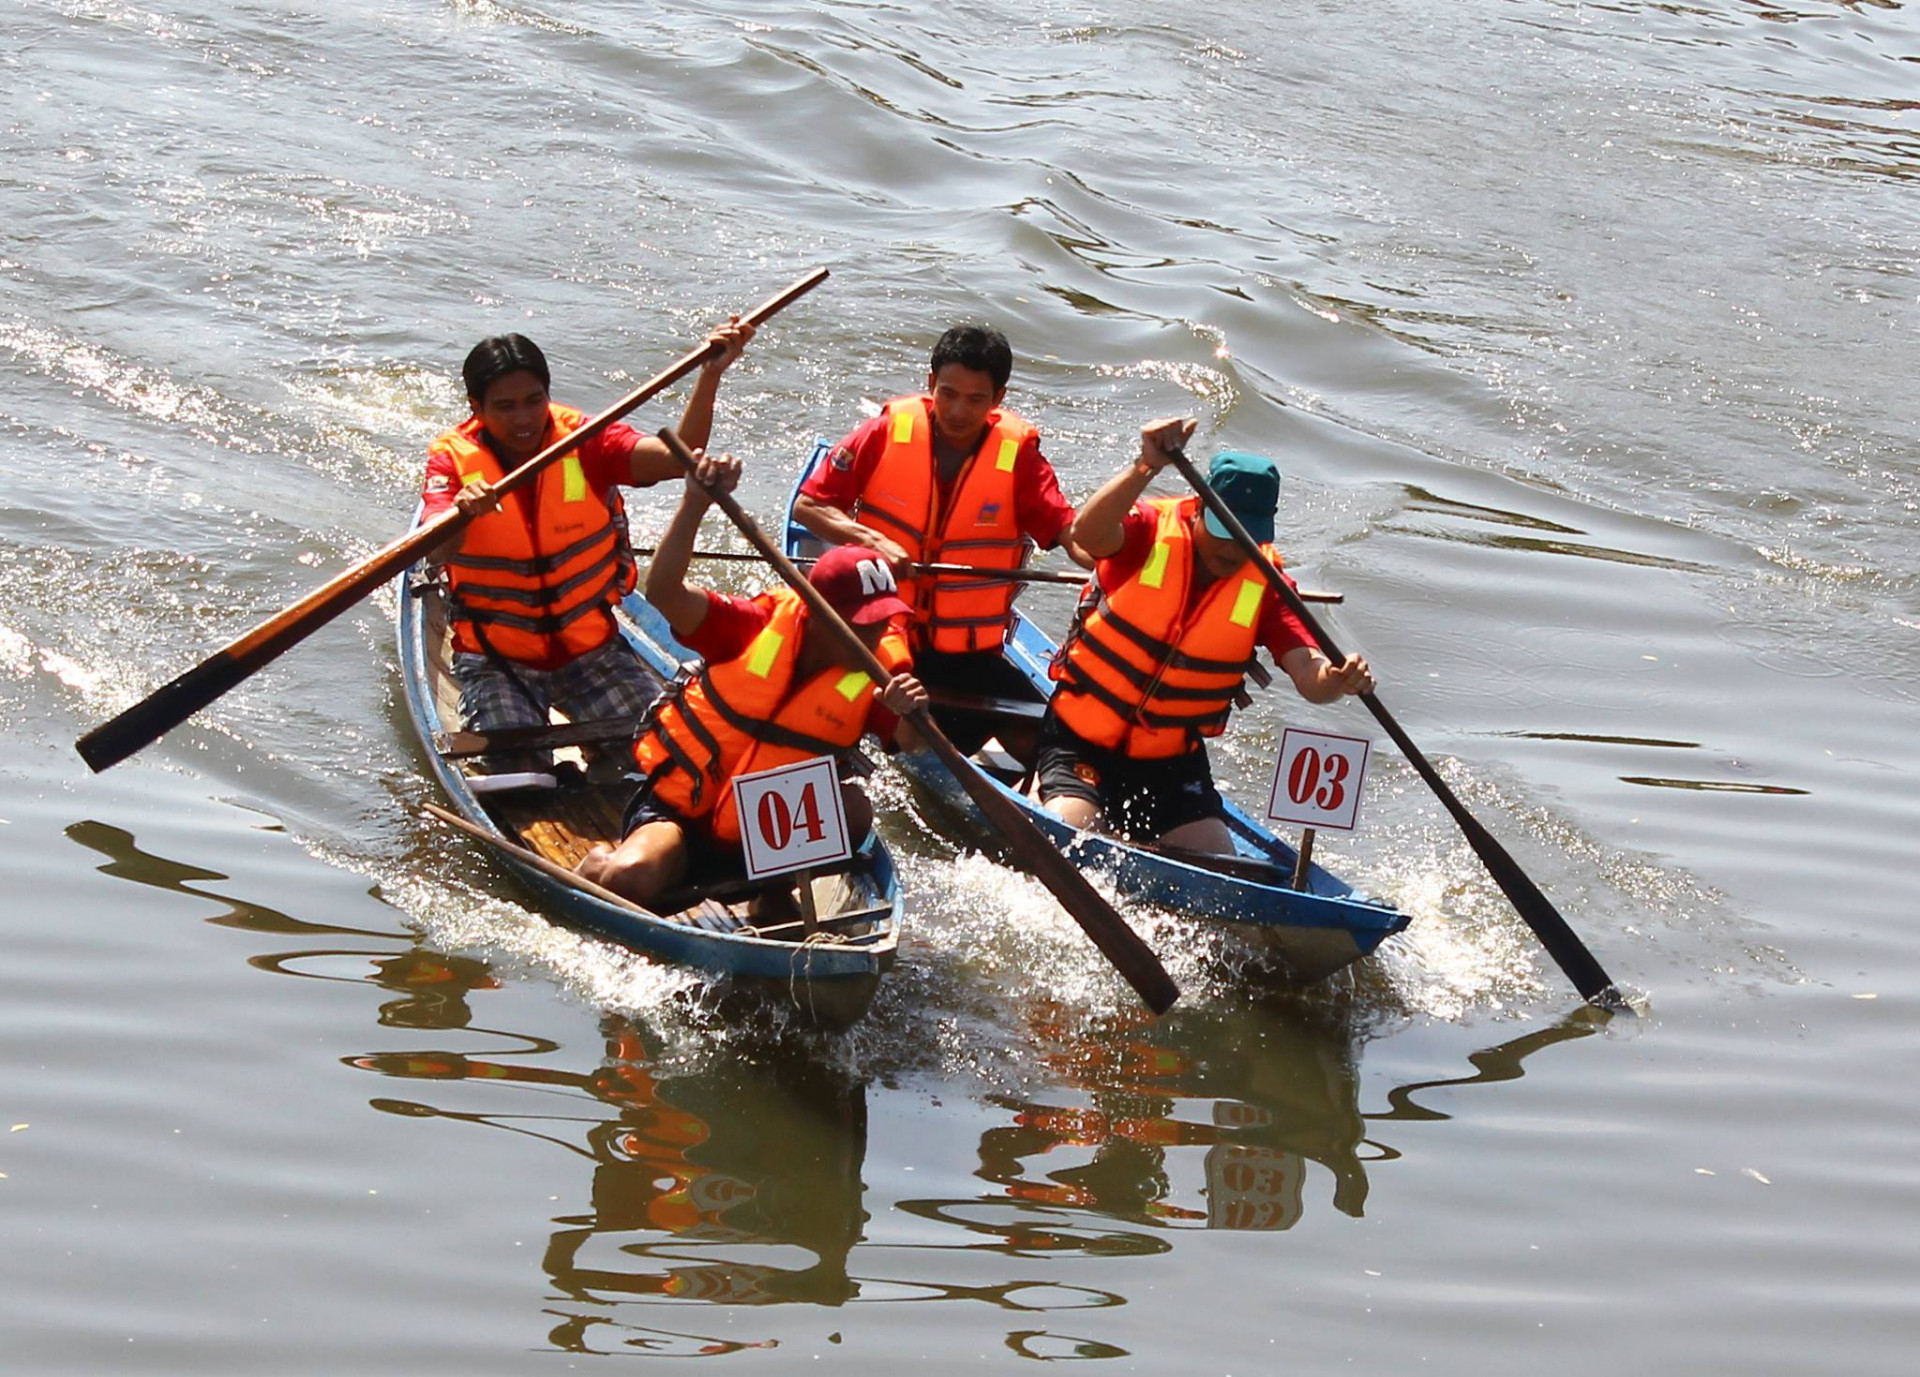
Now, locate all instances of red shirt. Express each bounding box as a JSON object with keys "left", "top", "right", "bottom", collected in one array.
[
  {"left": 1097, "top": 502, "right": 1316, "bottom": 661},
  {"left": 799, "top": 412, "right": 1075, "bottom": 550},
  {"left": 683, "top": 591, "right": 902, "bottom": 743},
  {"left": 420, "top": 415, "right": 644, "bottom": 517}
]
